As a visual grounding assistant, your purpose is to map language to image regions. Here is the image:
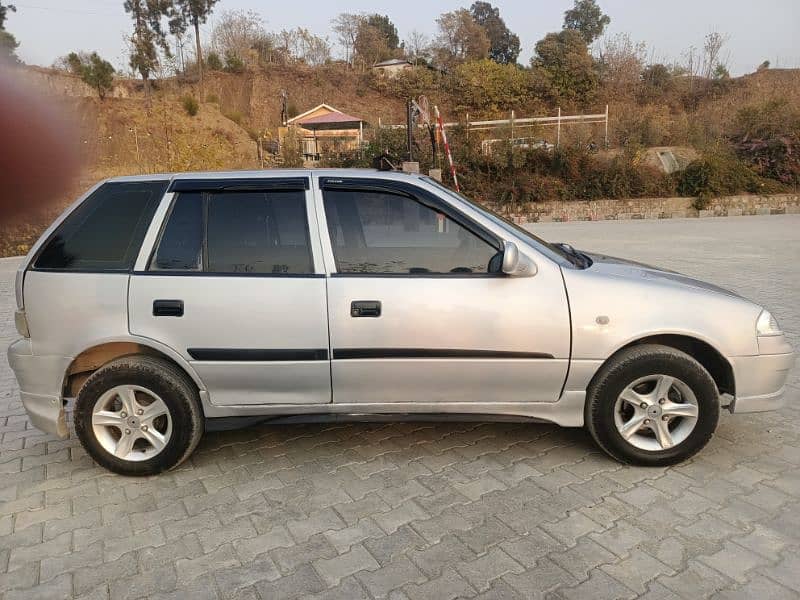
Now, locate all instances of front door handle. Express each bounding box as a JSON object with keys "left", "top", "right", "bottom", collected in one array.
[
  {"left": 153, "top": 299, "right": 184, "bottom": 317},
  {"left": 351, "top": 301, "right": 381, "bottom": 318}
]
